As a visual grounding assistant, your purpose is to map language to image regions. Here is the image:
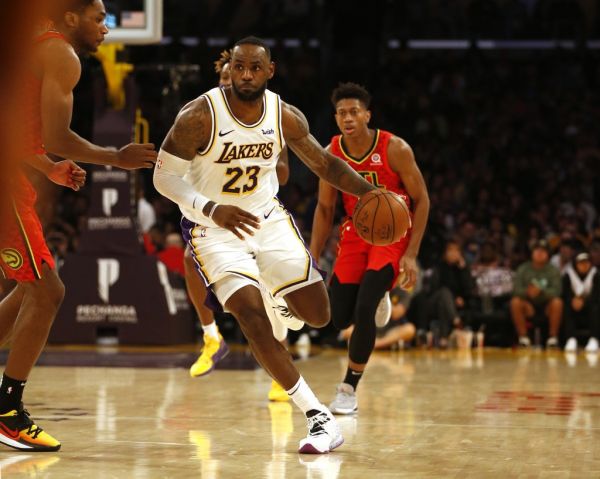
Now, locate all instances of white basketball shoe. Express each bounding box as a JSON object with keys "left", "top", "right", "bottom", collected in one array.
[
  {"left": 374, "top": 291, "right": 392, "bottom": 328},
  {"left": 585, "top": 337, "right": 599, "bottom": 353},
  {"left": 298, "top": 407, "right": 344, "bottom": 454},
  {"left": 260, "top": 287, "right": 304, "bottom": 331},
  {"left": 329, "top": 383, "right": 358, "bottom": 415}
]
